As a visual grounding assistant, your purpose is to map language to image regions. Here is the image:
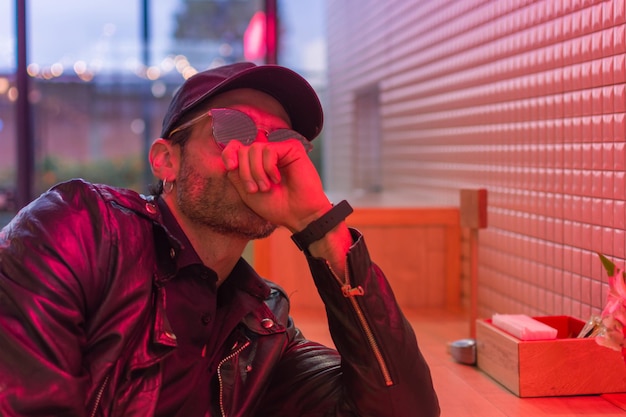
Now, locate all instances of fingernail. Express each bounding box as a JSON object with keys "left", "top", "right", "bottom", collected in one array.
[{"left": 258, "top": 180, "right": 269, "bottom": 191}]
